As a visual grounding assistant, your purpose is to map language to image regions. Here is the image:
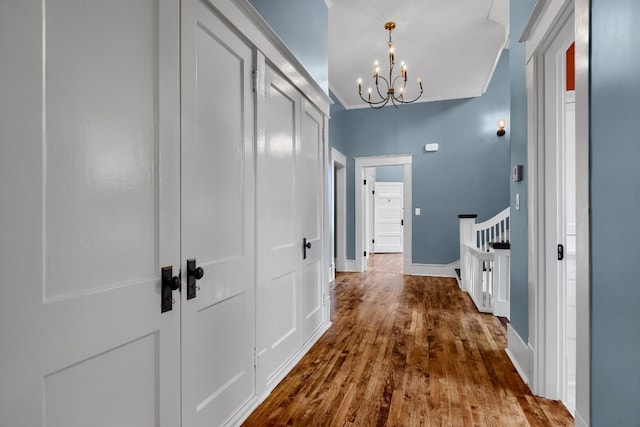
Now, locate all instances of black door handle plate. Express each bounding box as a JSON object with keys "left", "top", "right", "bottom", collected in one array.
[
  {"left": 161, "top": 266, "right": 180, "bottom": 313},
  {"left": 187, "top": 258, "right": 204, "bottom": 300}
]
